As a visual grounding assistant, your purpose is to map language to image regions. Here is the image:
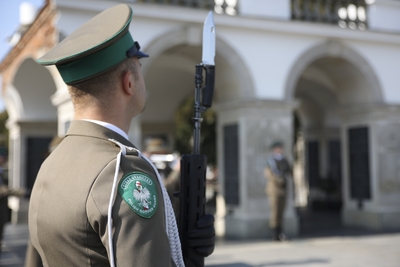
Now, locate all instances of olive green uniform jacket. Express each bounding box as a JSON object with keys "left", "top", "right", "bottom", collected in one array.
[{"left": 29, "top": 120, "right": 175, "bottom": 267}]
